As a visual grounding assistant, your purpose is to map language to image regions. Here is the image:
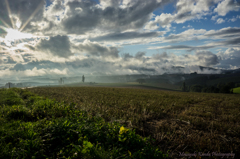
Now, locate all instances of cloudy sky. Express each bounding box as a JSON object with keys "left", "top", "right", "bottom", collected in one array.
[{"left": 0, "top": 0, "right": 240, "bottom": 79}]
